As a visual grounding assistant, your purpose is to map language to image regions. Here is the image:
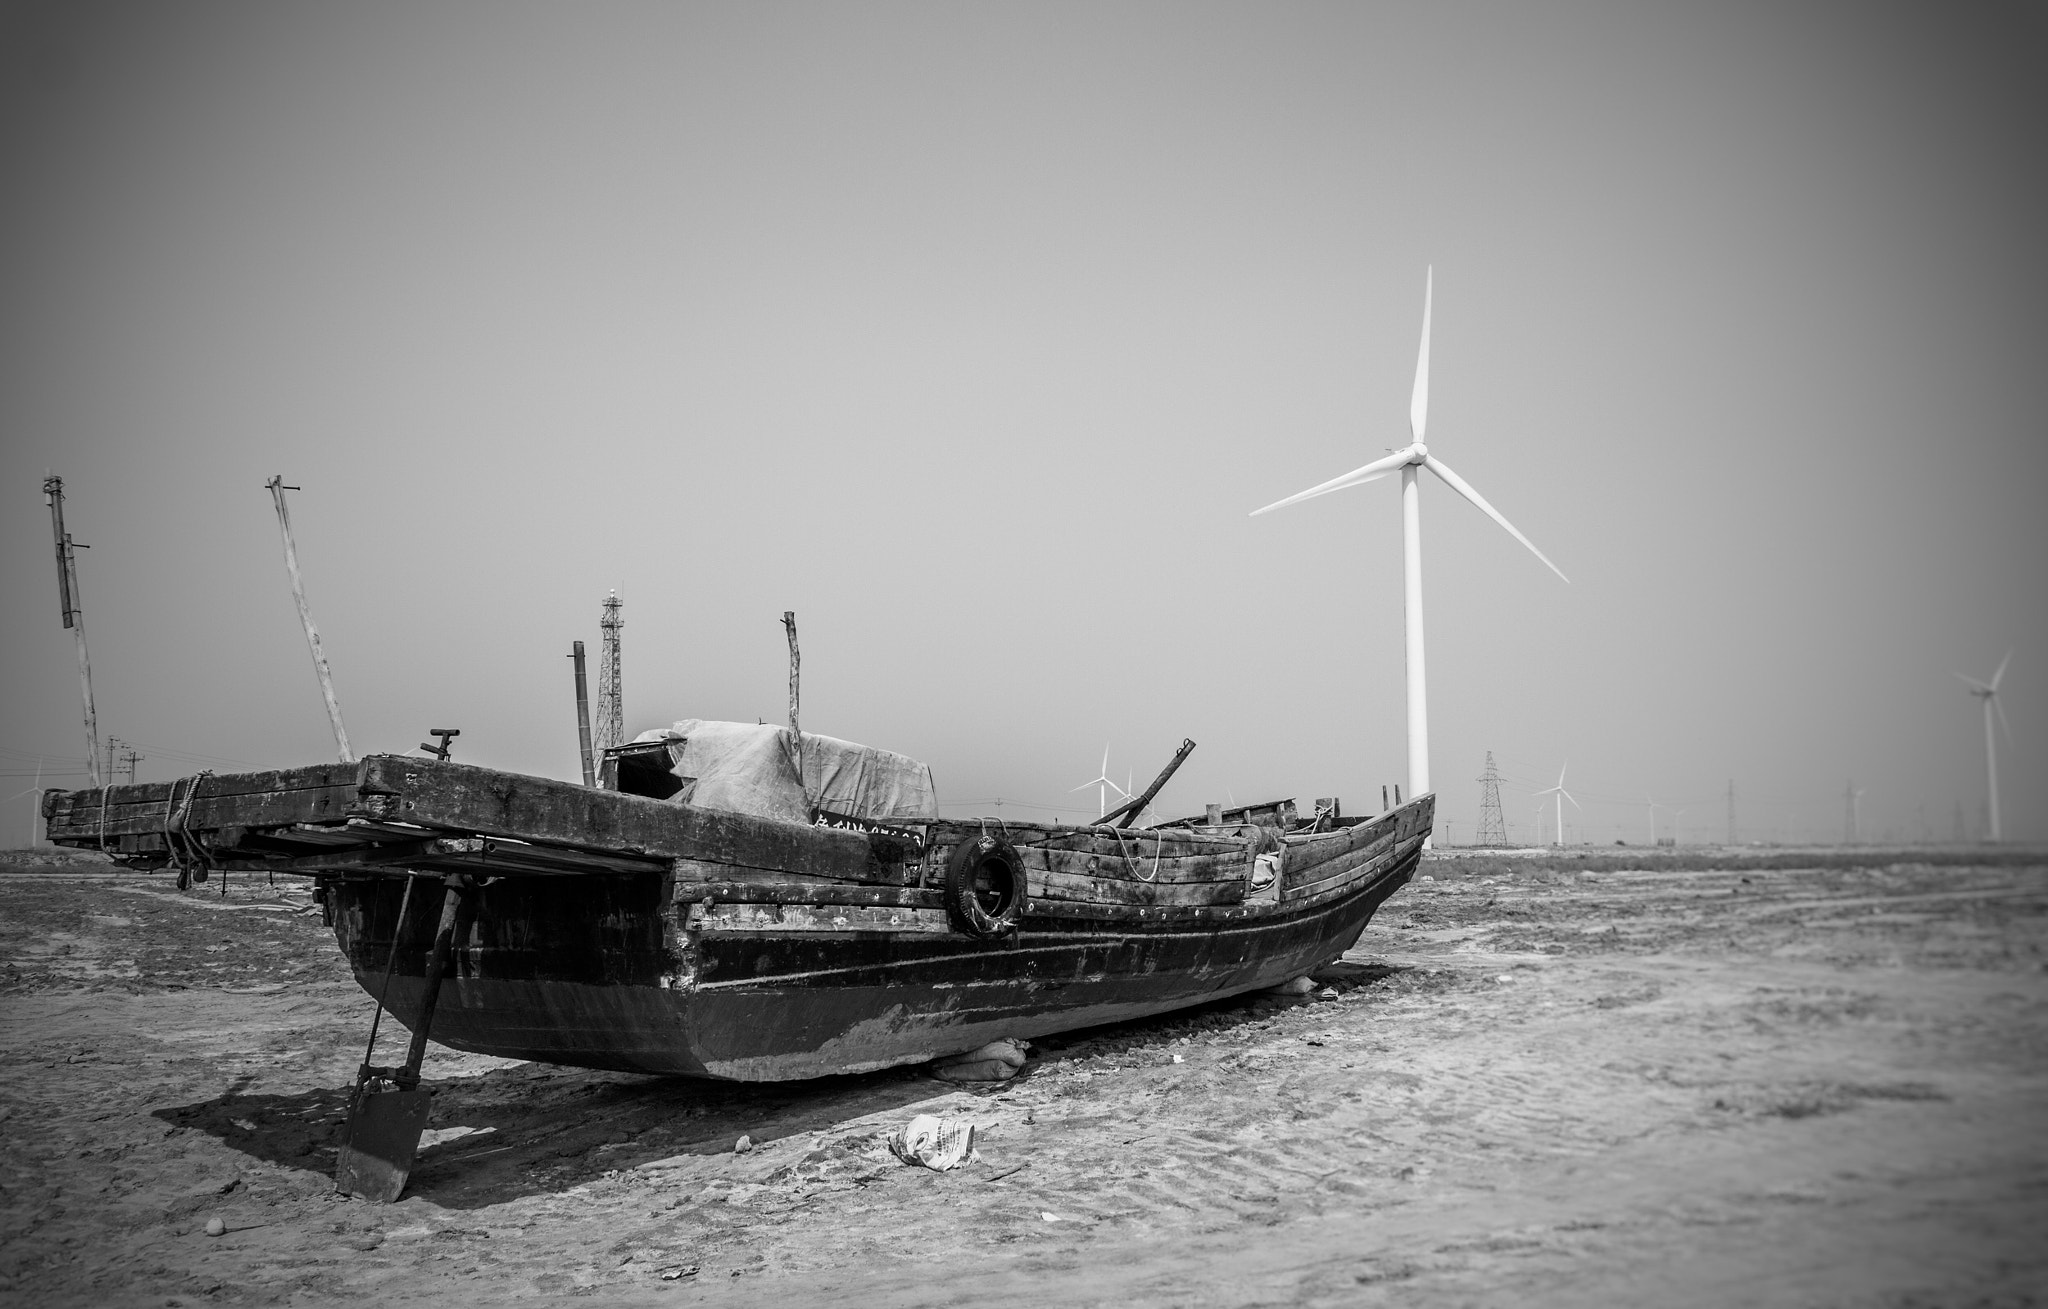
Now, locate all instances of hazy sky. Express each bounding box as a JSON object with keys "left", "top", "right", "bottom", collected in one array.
[{"left": 4, "top": 1, "right": 2044, "bottom": 845}]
